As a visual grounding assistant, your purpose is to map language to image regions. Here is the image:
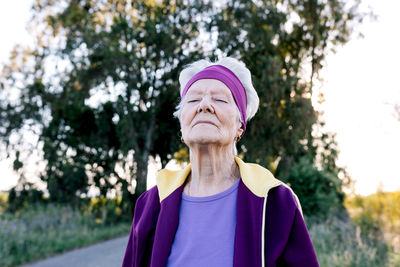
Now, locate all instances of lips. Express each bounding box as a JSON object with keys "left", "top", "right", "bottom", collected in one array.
[{"left": 193, "top": 121, "right": 216, "bottom": 126}]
